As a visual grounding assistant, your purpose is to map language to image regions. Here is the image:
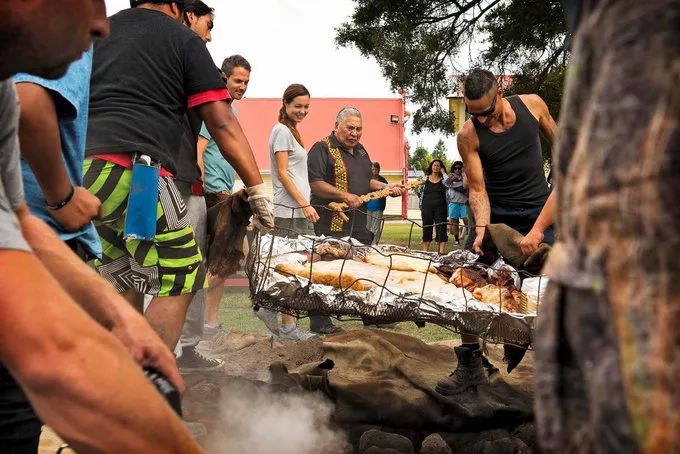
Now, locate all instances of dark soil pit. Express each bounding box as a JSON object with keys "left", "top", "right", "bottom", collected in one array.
[{"left": 181, "top": 330, "right": 536, "bottom": 453}]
